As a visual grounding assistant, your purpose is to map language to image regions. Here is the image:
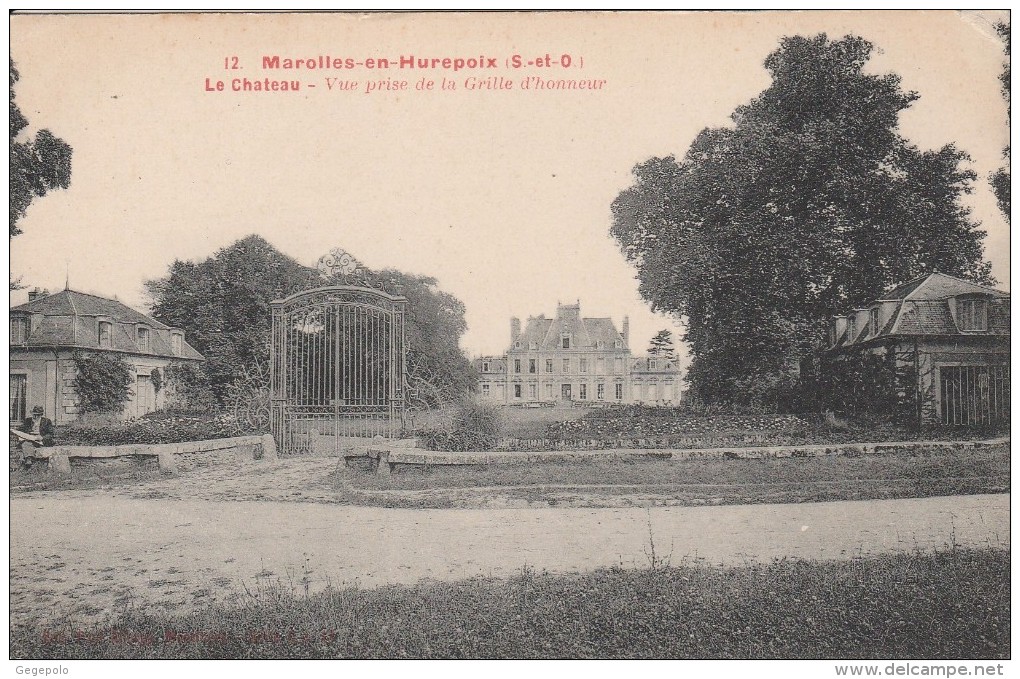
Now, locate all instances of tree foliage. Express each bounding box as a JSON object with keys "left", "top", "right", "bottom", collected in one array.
[
  {"left": 611, "top": 34, "right": 993, "bottom": 408},
  {"left": 991, "top": 21, "right": 1010, "bottom": 221},
  {"left": 647, "top": 329, "right": 676, "bottom": 359},
  {"left": 10, "top": 59, "right": 73, "bottom": 238},
  {"left": 72, "top": 351, "right": 133, "bottom": 416},
  {"left": 145, "top": 235, "right": 476, "bottom": 404}
]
